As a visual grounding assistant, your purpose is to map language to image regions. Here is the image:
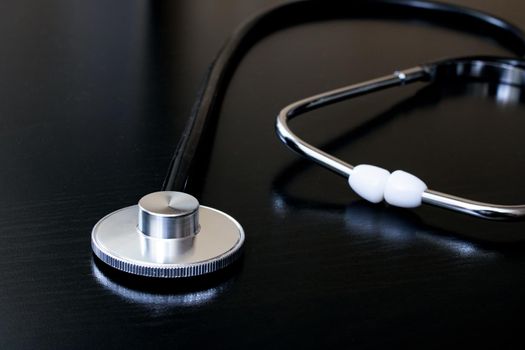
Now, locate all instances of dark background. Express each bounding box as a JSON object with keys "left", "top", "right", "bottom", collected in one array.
[{"left": 2, "top": 0, "right": 525, "bottom": 348}]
